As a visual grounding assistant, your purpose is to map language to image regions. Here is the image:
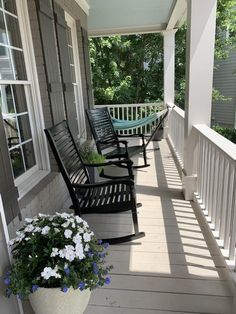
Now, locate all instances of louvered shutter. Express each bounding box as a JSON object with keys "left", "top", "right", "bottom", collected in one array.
[
  {"left": 53, "top": 2, "right": 78, "bottom": 138},
  {"left": 36, "top": 0, "right": 65, "bottom": 124}
]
